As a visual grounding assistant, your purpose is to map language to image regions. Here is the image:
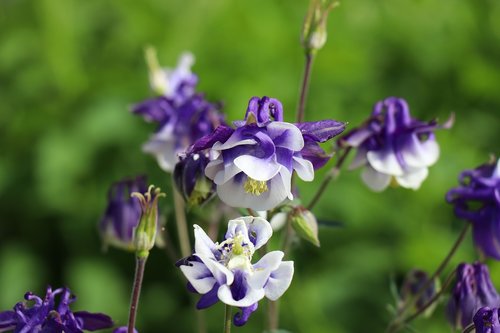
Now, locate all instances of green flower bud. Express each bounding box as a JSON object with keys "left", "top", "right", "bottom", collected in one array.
[
  {"left": 291, "top": 207, "right": 320, "bottom": 247},
  {"left": 301, "top": 0, "right": 339, "bottom": 55},
  {"left": 131, "top": 185, "right": 166, "bottom": 258}
]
